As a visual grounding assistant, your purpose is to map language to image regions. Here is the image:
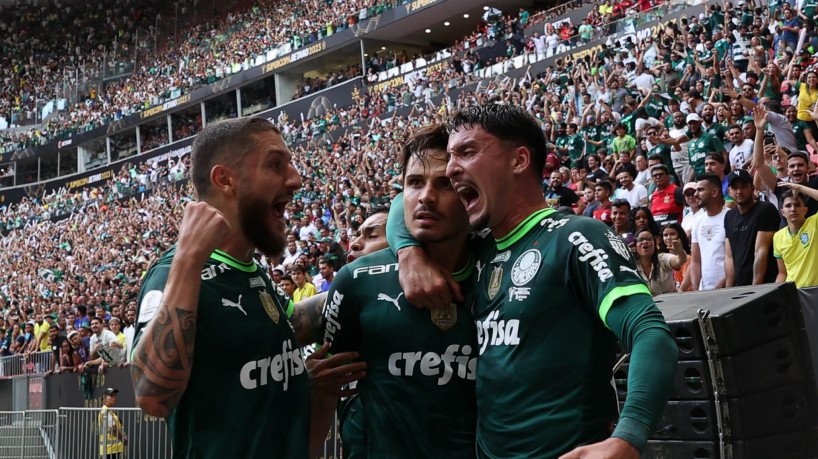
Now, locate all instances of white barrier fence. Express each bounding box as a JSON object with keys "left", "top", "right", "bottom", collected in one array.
[
  {"left": 0, "top": 410, "right": 58, "bottom": 459},
  {"left": 0, "top": 352, "right": 52, "bottom": 378},
  {"left": 0, "top": 408, "right": 171, "bottom": 459},
  {"left": 0, "top": 408, "right": 343, "bottom": 459}
]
